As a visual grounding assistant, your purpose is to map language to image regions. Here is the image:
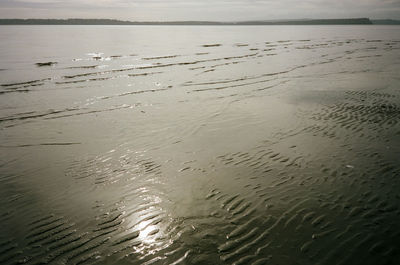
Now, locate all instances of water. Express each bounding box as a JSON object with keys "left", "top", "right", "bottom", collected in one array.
[{"left": 0, "top": 25, "right": 400, "bottom": 265}]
